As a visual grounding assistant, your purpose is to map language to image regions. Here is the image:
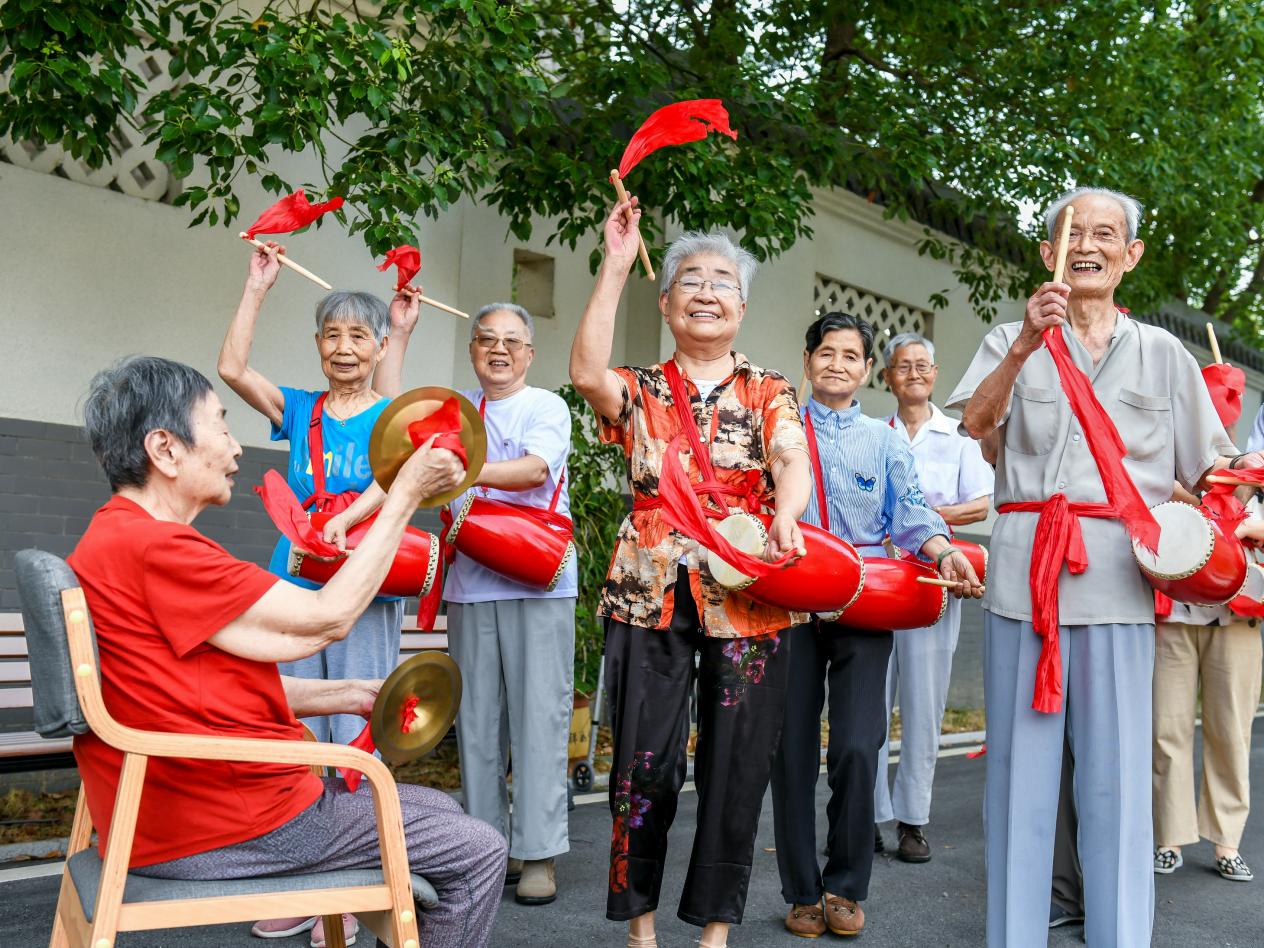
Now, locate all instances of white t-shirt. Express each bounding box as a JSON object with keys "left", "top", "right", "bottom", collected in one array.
[
  {"left": 887, "top": 402, "right": 994, "bottom": 509},
  {"left": 443, "top": 386, "right": 578, "bottom": 602}
]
